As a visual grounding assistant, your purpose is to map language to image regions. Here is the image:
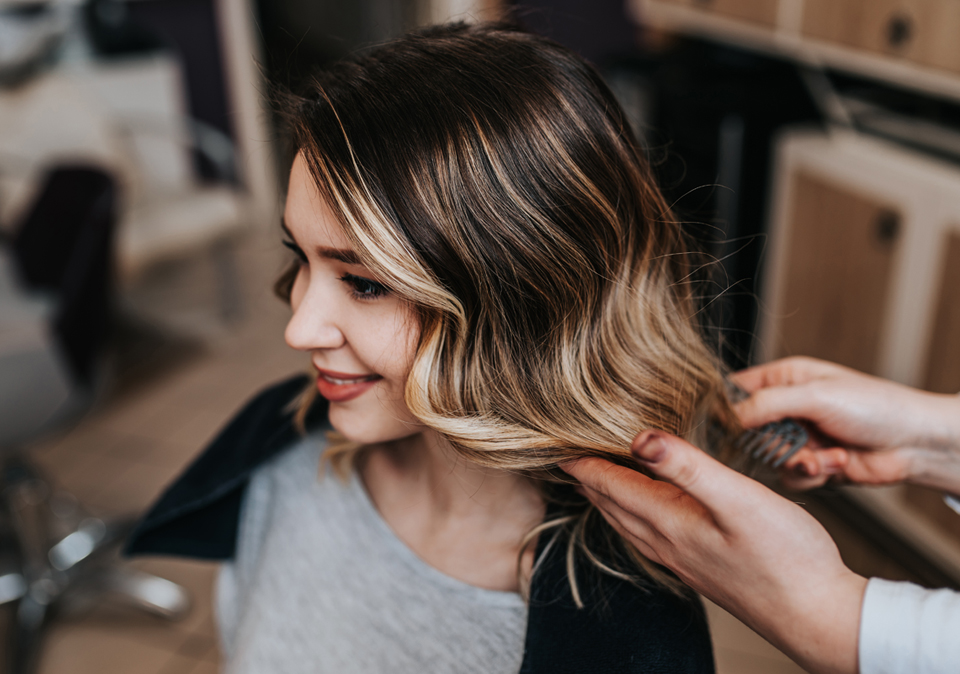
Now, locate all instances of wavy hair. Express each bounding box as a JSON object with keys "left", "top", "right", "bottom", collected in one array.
[{"left": 275, "top": 22, "right": 741, "bottom": 604}]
